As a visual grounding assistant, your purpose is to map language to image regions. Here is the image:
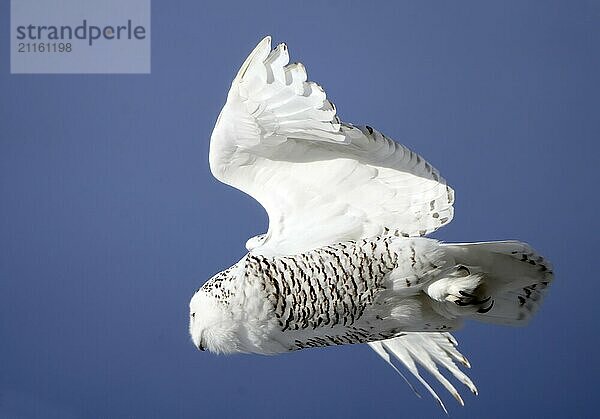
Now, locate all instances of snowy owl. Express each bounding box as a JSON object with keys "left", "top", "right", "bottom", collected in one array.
[{"left": 190, "top": 36, "right": 553, "bottom": 411}]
